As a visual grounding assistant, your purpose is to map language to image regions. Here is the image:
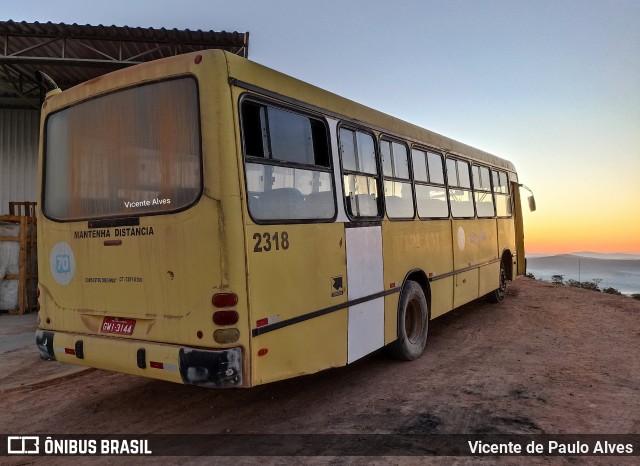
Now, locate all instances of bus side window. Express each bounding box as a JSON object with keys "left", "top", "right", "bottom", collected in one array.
[
  {"left": 339, "top": 128, "right": 382, "bottom": 219},
  {"left": 448, "top": 158, "right": 474, "bottom": 218},
  {"left": 413, "top": 149, "right": 449, "bottom": 219},
  {"left": 241, "top": 101, "right": 268, "bottom": 158},
  {"left": 472, "top": 164, "right": 495, "bottom": 218},
  {"left": 492, "top": 169, "right": 512, "bottom": 217},
  {"left": 381, "top": 139, "right": 414, "bottom": 220},
  {"left": 241, "top": 100, "right": 335, "bottom": 222}
]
